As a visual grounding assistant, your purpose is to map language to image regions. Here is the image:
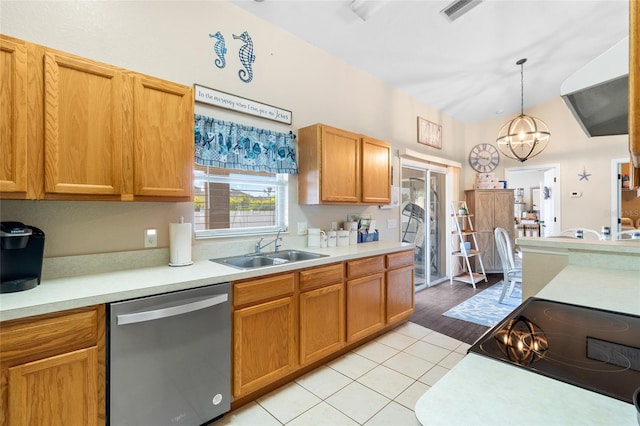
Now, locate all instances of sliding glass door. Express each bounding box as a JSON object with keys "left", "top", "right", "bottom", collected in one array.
[{"left": 401, "top": 162, "right": 447, "bottom": 291}]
